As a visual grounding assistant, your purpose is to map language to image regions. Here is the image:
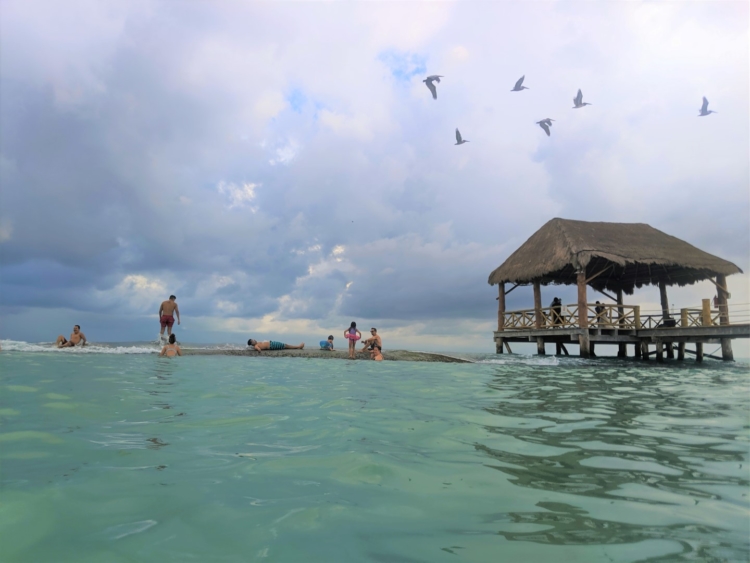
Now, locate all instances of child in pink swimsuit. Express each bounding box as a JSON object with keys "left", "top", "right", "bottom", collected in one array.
[{"left": 344, "top": 321, "right": 362, "bottom": 359}]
